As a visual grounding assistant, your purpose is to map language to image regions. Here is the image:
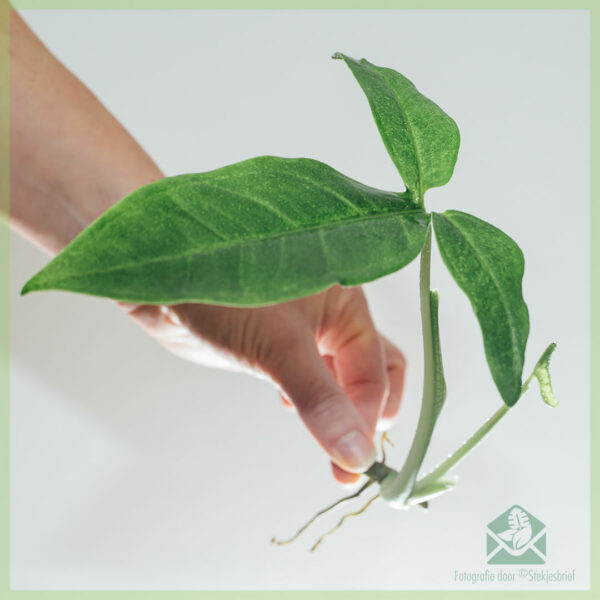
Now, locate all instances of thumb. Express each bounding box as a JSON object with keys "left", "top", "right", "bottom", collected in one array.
[{"left": 262, "top": 330, "right": 377, "bottom": 473}]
